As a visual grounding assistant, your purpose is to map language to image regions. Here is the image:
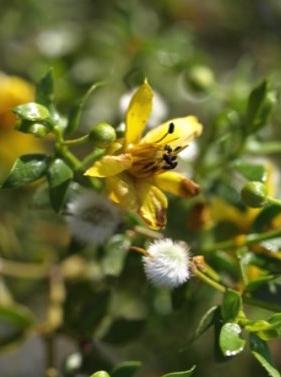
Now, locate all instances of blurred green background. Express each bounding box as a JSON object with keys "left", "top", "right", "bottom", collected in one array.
[{"left": 0, "top": 1, "right": 281, "bottom": 376}]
